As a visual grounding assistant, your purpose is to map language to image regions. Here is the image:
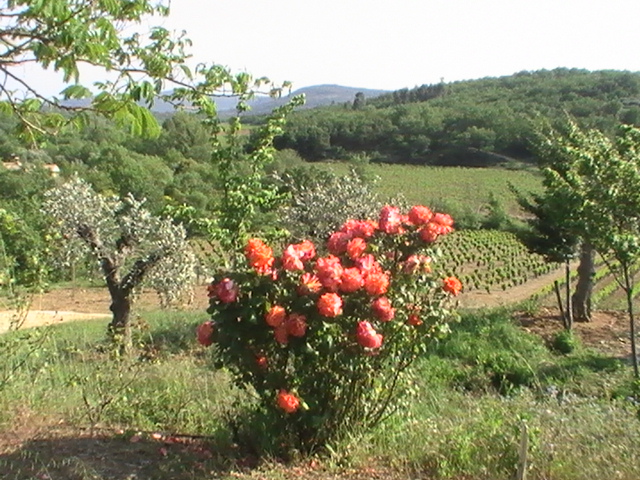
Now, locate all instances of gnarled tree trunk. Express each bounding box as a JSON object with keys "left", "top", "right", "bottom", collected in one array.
[{"left": 572, "top": 242, "right": 595, "bottom": 322}]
